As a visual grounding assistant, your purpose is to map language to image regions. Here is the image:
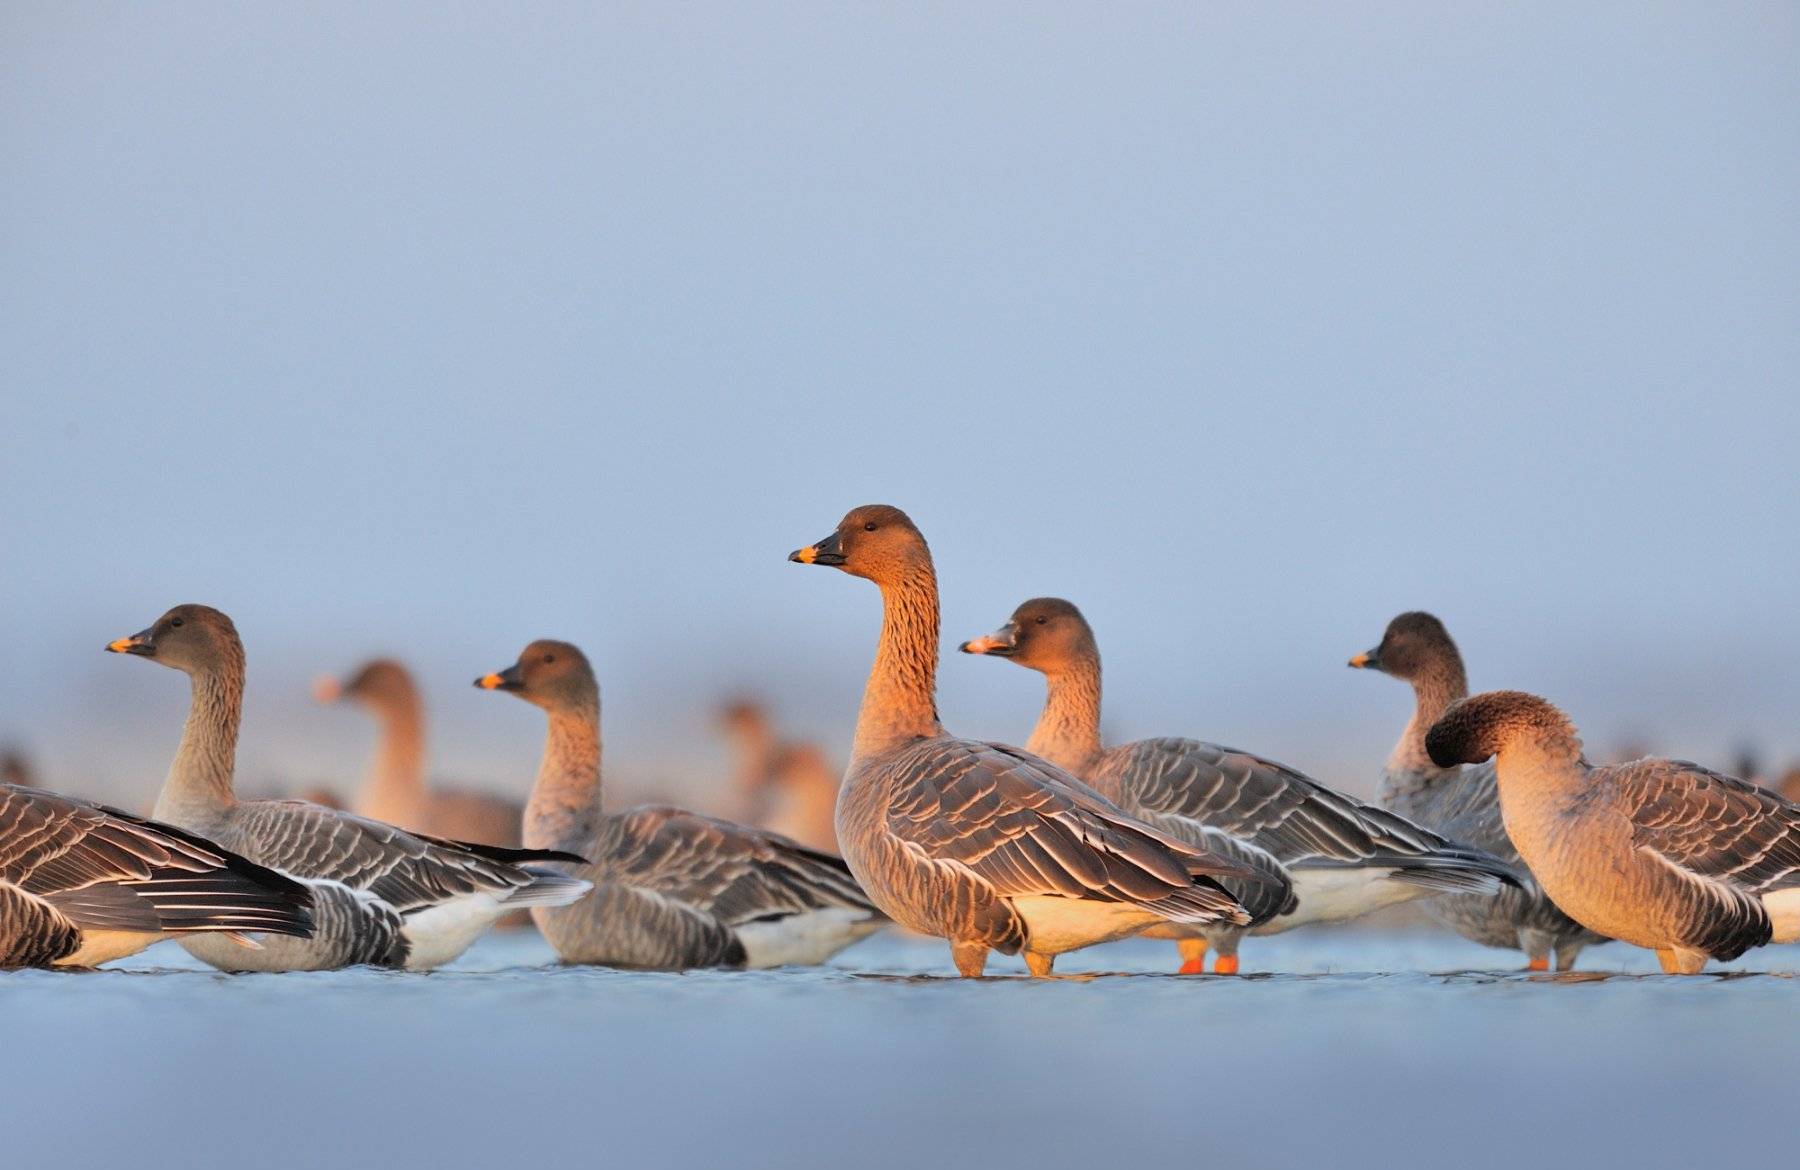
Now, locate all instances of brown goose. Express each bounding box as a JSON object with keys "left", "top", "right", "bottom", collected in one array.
[
  {"left": 0, "top": 783, "right": 313, "bottom": 968},
  {"left": 1427, "top": 690, "right": 1800, "bottom": 973},
  {"left": 315, "top": 659, "right": 522, "bottom": 846},
  {"left": 719, "top": 699, "right": 840, "bottom": 853},
  {"left": 1349, "top": 612, "right": 1606, "bottom": 970},
  {"left": 788, "top": 506, "right": 1261, "bottom": 978},
  {"left": 963, "top": 597, "right": 1517, "bottom": 974},
  {"left": 476, "top": 641, "right": 885, "bottom": 969},
  {"left": 107, "top": 605, "right": 590, "bottom": 971}
]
